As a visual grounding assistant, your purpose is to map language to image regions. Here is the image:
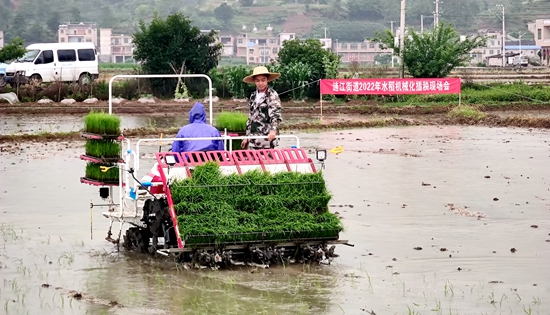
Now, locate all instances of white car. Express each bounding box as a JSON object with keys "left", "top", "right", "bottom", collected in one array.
[{"left": 4, "top": 42, "right": 99, "bottom": 85}]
